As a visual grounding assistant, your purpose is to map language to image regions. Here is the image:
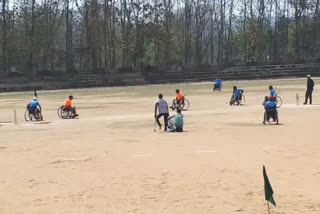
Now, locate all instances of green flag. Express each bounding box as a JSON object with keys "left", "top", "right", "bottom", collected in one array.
[{"left": 263, "top": 165, "right": 276, "bottom": 206}]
